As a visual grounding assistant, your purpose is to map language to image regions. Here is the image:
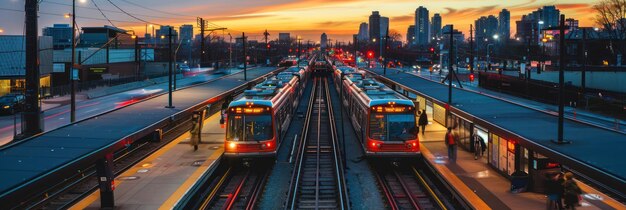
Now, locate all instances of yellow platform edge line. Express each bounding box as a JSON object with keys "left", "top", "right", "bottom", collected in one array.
[
  {"left": 420, "top": 143, "right": 492, "bottom": 210},
  {"left": 159, "top": 149, "right": 223, "bottom": 210}
]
